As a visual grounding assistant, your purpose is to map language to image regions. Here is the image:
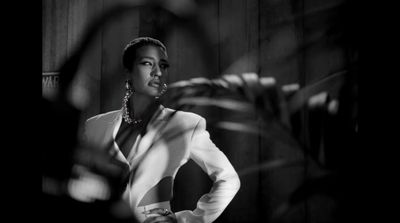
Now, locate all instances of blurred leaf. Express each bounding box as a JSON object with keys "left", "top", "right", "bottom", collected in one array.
[
  {"left": 238, "top": 159, "right": 304, "bottom": 177},
  {"left": 177, "top": 97, "right": 253, "bottom": 112},
  {"left": 290, "top": 173, "right": 339, "bottom": 204},
  {"left": 214, "top": 121, "right": 261, "bottom": 135},
  {"left": 272, "top": 172, "right": 340, "bottom": 220},
  {"left": 287, "top": 70, "right": 346, "bottom": 114}
]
